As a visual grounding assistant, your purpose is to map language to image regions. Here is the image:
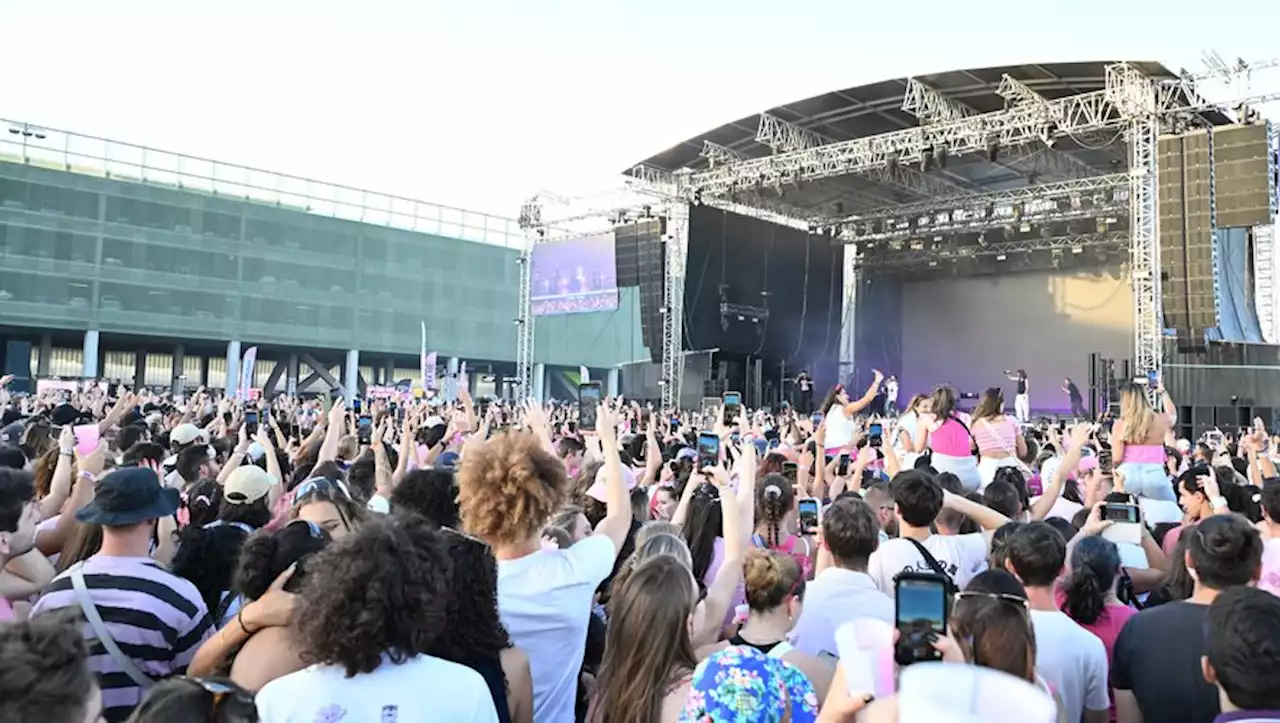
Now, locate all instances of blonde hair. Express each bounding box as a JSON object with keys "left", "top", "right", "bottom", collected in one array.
[{"left": 1117, "top": 383, "right": 1156, "bottom": 444}]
